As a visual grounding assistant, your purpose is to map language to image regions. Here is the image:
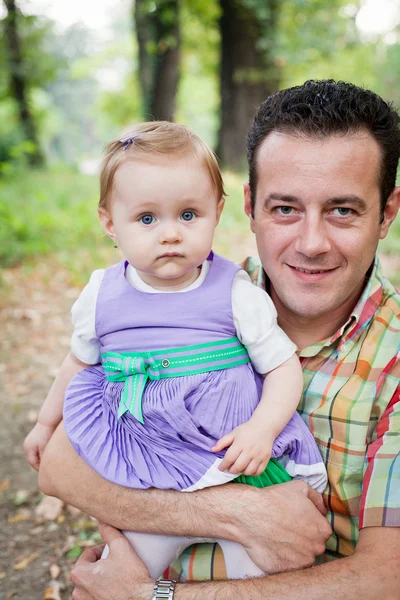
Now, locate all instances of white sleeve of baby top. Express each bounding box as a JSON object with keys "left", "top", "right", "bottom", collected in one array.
[
  {"left": 231, "top": 270, "right": 297, "bottom": 374},
  {"left": 70, "top": 269, "right": 105, "bottom": 365}
]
